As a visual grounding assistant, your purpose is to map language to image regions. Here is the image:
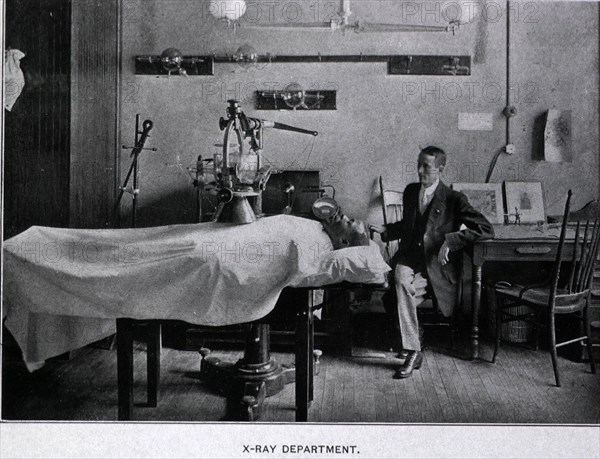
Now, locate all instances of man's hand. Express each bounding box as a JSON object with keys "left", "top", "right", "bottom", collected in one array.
[
  {"left": 368, "top": 224, "right": 385, "bottom": 234},
  {"left": 400, "top": 277, "right": 416, "bottom": 296},
  {"left": 368, "top": 224, "right": 387, "bottom": 242},
  {"left": 438, "top": 240, "right": 450, "bottom": 266}
]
